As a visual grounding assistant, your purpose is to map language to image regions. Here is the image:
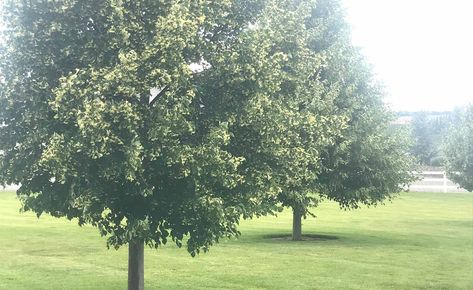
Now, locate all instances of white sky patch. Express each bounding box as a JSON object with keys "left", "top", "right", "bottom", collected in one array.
[
  {"left": 189, "top": 59, "right": 211, "bottom": 73},
  {"left": 343, "top": 0, "right": 473, "bottom": 111},
  {"left": 149, "top": 87, "right": 164, "bottom": 104},
  {"left": 189, "top": 63, "right": 203, "bottom": 73},
  {"left": 149, "top": 60, "right": 212, "bottom": 104}
]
